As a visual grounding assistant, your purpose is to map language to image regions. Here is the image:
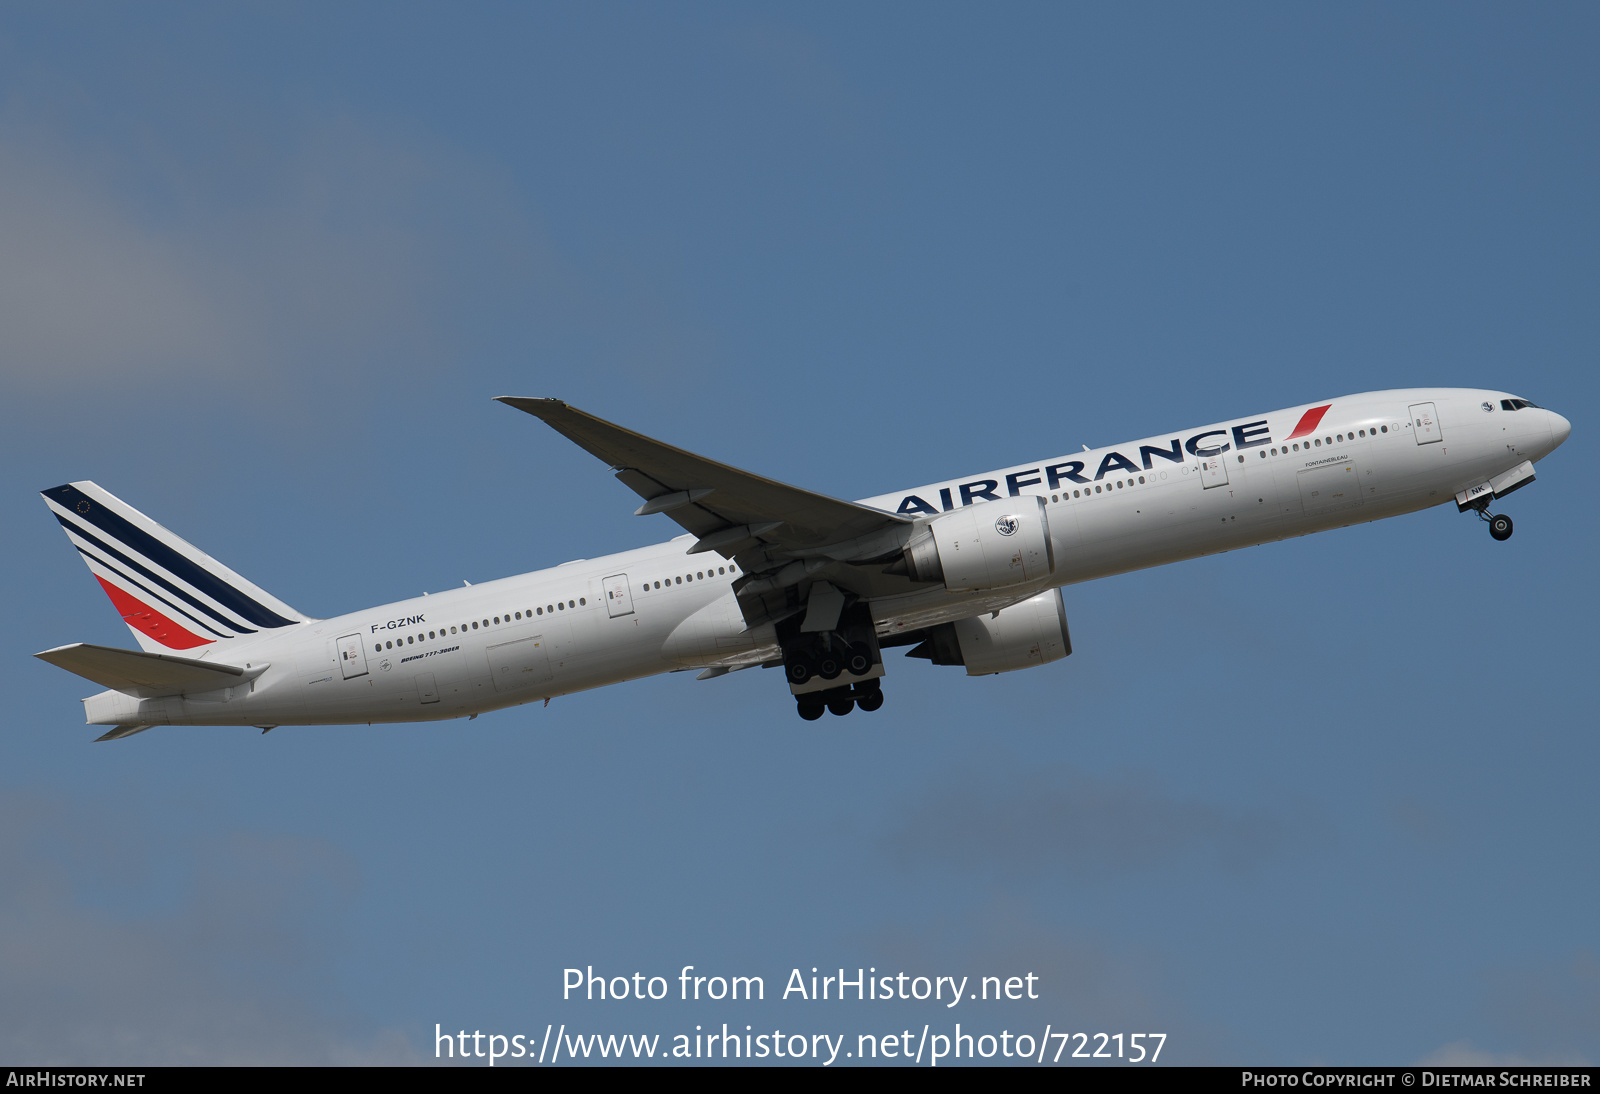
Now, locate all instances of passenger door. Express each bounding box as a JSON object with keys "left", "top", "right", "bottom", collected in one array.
[
  {"left": 337, "top": 634, "right": 369, "bottom": 679},
  {"left": 603, "top": 574, "right": 635, "bottom": 618},
  {"left": 1409, "top": 402, "right": 1442, "bottom": 445}
]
